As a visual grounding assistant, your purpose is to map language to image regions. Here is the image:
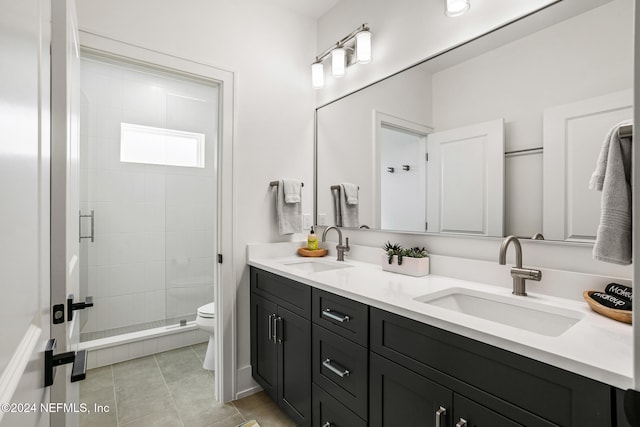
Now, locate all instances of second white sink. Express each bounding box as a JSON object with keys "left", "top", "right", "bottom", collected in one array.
[{"left": 415, "top": 287, "right": 584, "bottom": 337}]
